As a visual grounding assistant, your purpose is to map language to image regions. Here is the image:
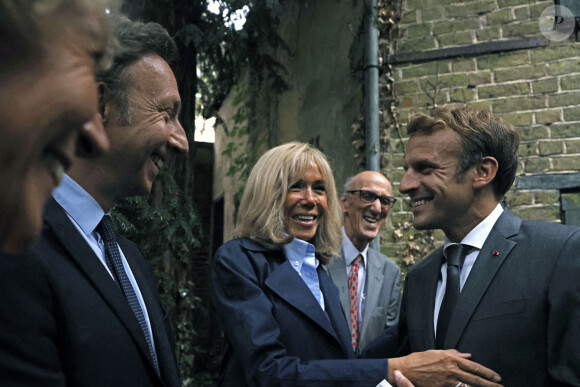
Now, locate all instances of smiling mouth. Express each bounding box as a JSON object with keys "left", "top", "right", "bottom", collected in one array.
[
  {"left": 363, "top": 215, "right": 379, "bottom": 223},
  {"left": 152, "top": 154, "right": 164, "bottom": 170},
  {"left": 293, "top": 215, "right": 317, "bottom": 224},
  {"left": 411, "top": 199, "right": 432, "bottom": 208}
]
